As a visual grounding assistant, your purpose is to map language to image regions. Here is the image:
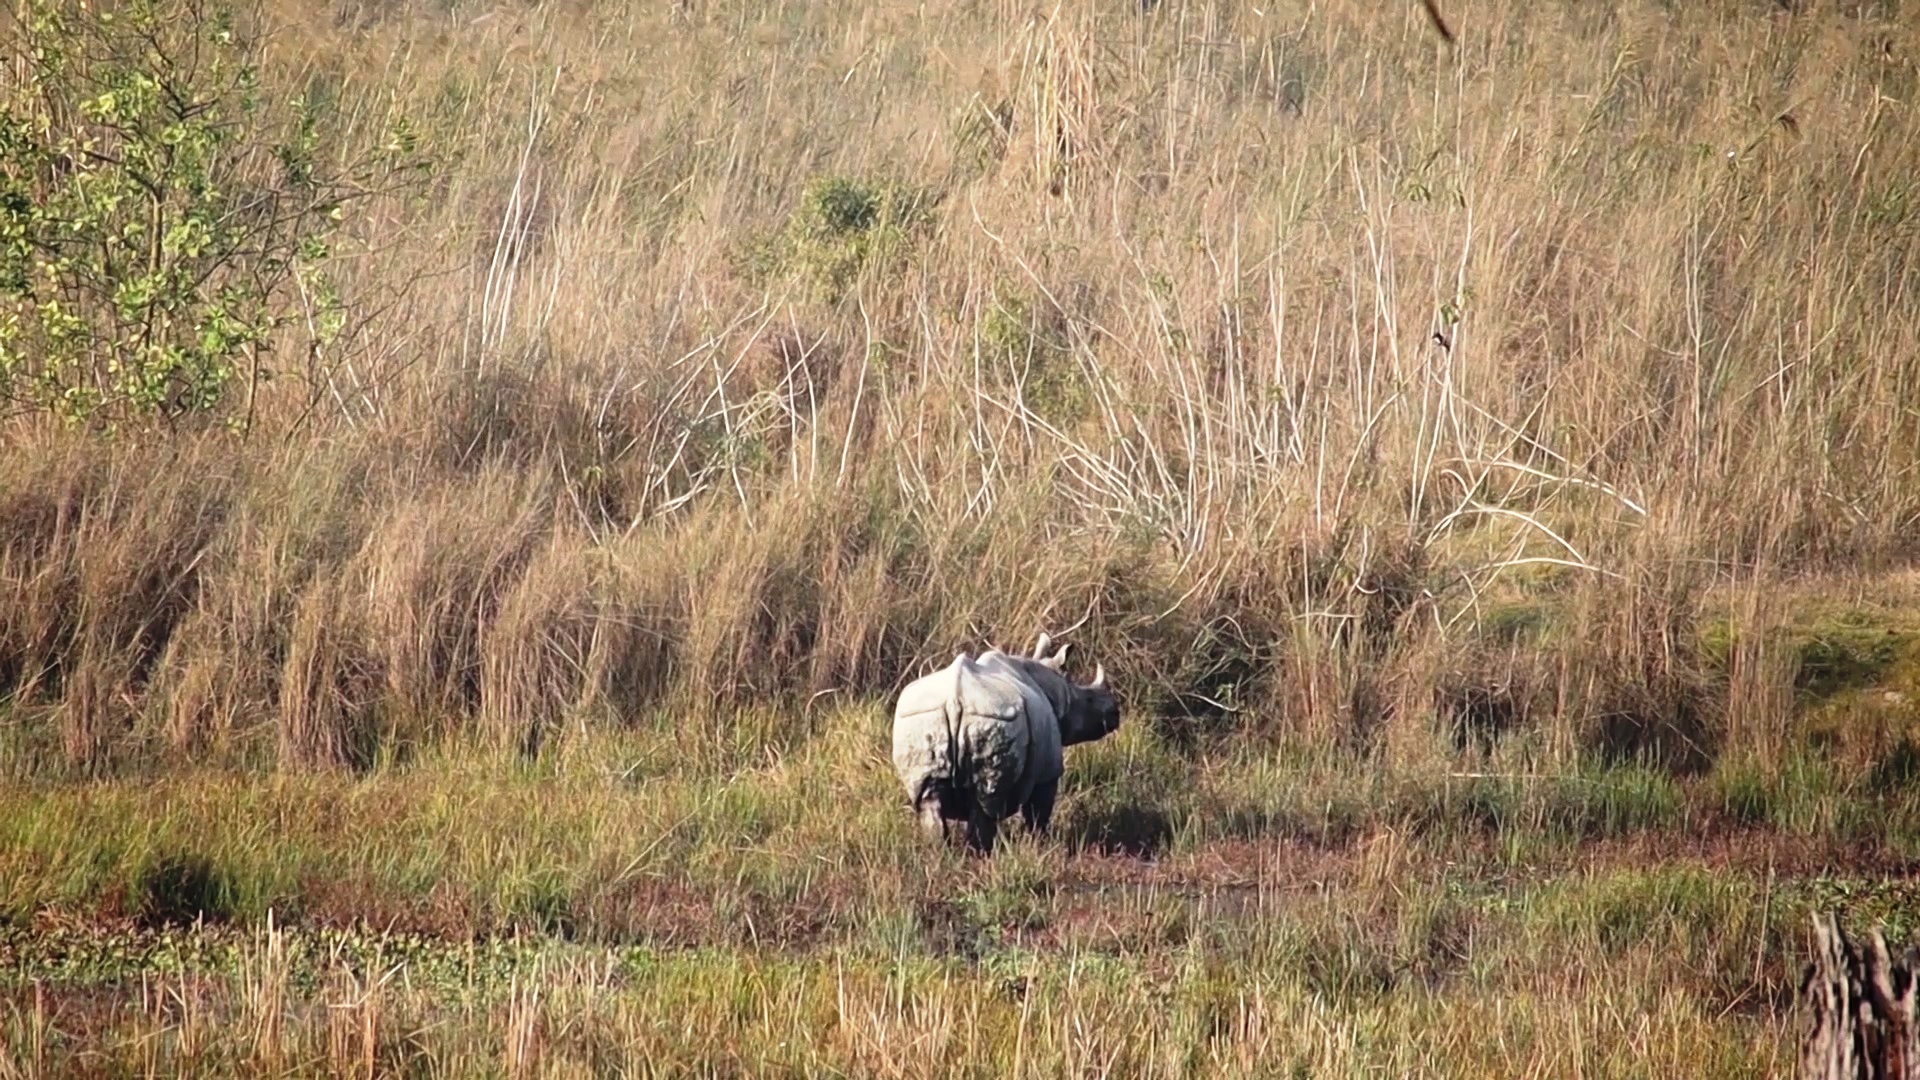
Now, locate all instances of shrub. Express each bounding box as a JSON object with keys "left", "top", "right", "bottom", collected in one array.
[
  {"left": 747, "top": 176, "right": 933, "bottom": 303},
  {"left": 0, "top": 0, "right": 421, "bottom": 428}
]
